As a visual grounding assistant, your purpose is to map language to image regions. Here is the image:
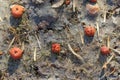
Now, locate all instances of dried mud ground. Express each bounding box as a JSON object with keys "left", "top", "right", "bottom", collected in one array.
[{"left": 0, "top": 0, "right": 120, "bottom": 80}]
